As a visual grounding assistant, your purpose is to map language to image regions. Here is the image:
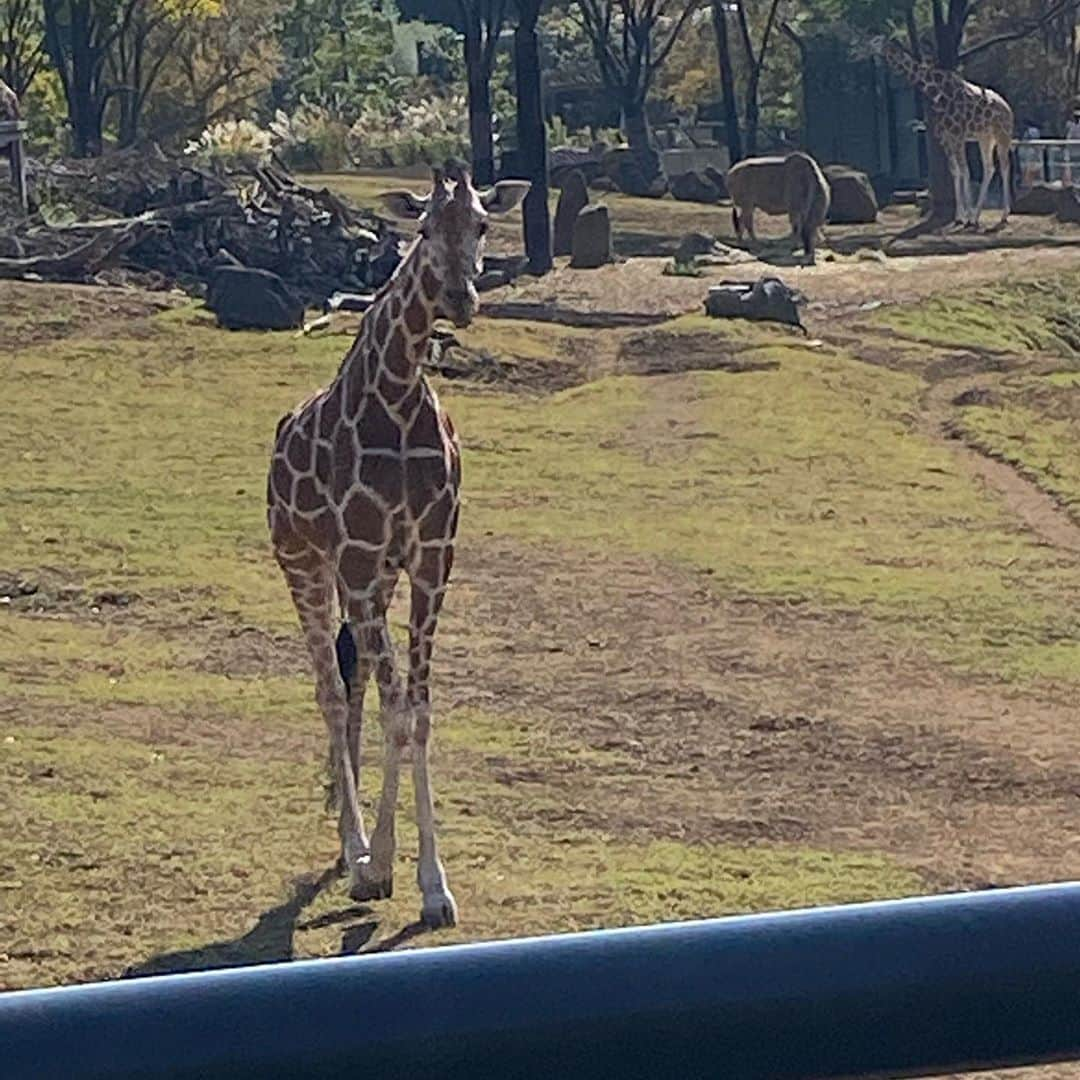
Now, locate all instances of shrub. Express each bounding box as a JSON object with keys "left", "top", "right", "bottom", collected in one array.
[
  {"left": 348, "top": 91, "right": 469, "bottom": 169},
  {"left": 184, "top": 119, "right": 273, "bottom": 170},
  {"left": 269, "top": 102, "right": 351, "bottom": 171}
]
